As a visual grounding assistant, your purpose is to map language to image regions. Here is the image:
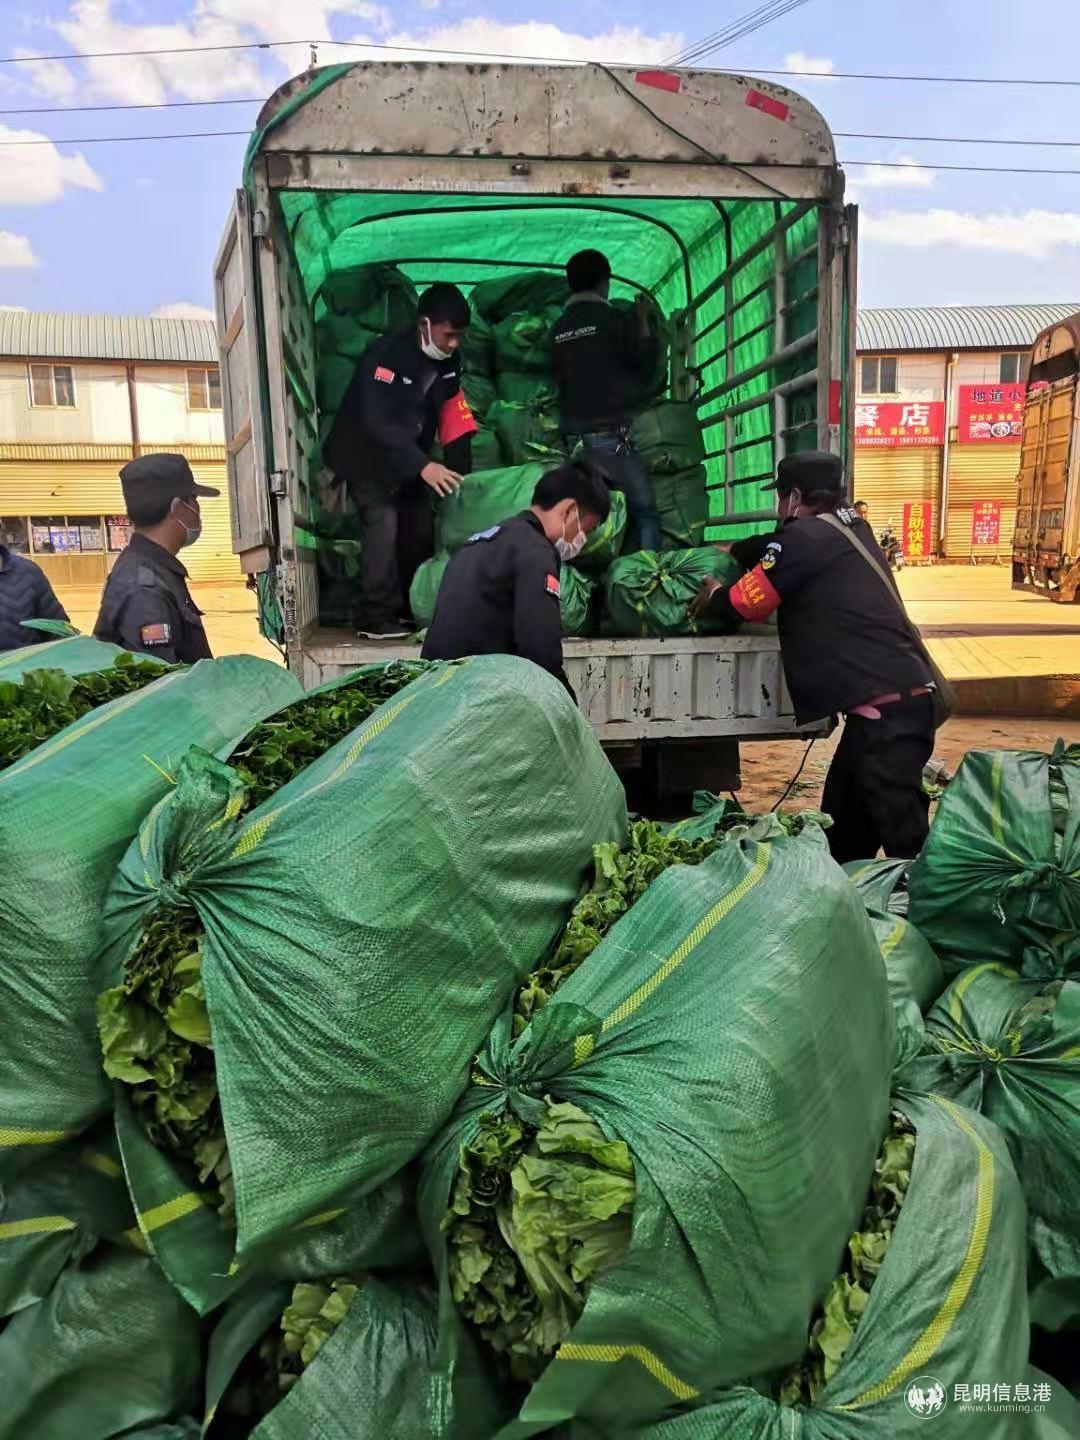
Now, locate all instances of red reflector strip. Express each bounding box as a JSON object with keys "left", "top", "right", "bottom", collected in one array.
[
  {"left": 635, "top": 70, "right": 682, "bottom": 94},
  {"left": 829, "top": 380, "right": 842, "bottom": 426},
  {"left": 746, "top": 88, "right": 790, "bottom": 123}
]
